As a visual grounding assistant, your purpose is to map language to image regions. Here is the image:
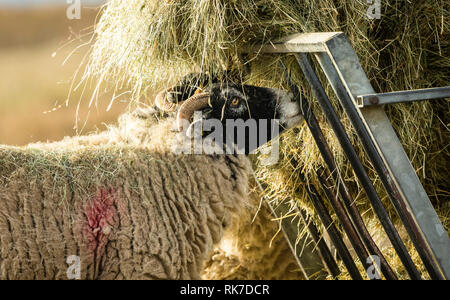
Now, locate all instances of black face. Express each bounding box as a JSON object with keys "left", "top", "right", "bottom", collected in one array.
[
  {"left": 162, "top": 73, "right": 302, "bottom": 155},
  {"left": 206, "top": 83, "right": 280, "bottom": 122},
  {"left": 200, "top": 83, "right": 287, "bottom": 154}
]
